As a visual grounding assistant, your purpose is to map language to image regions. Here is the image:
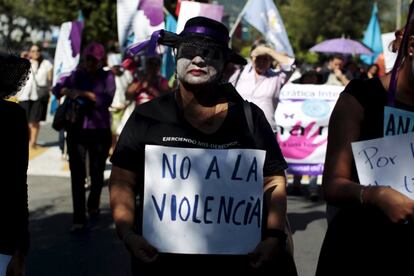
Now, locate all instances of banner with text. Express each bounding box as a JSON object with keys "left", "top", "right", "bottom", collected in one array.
[
  {"left": 352, "top": 132, "right": 414, "bottom": 199},
  {"left": 384, "top": 106, "right": 414, "bottom": 136},
  {"left": 275, "top": 83, "right": 343, "bottom": 175},
  {"left": 143, "top": 145, "right": 265, "bottom": 254}
]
